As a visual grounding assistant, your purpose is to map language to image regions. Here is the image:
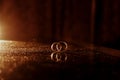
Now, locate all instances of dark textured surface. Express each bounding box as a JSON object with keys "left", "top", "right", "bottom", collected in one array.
[{"left": 0, "top": 40, "right": 120, "bottom": 80}]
